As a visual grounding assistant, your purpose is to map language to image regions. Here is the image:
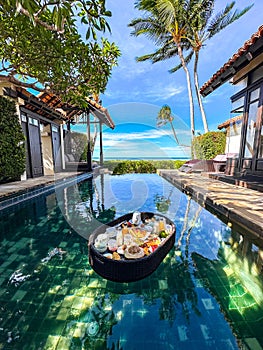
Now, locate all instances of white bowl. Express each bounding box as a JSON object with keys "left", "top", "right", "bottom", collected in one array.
[{"left": 94, "top": 244, "right": 107, "bottom": 253}]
